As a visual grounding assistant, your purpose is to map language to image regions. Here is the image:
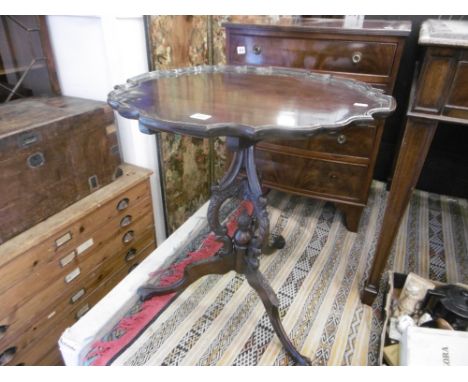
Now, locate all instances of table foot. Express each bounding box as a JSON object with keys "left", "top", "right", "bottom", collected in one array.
[
  {"left": 262, "top": 234, "right": 286, "bottom": 255},
  {"left": 137, "top": 254, "right": 234, "bottom": 302},
  {"left": 361, "top": 284, "right": 378, "bottom": 306},
  {"left": 245, "top": 263, "right": 311, "bottom": 366}
]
